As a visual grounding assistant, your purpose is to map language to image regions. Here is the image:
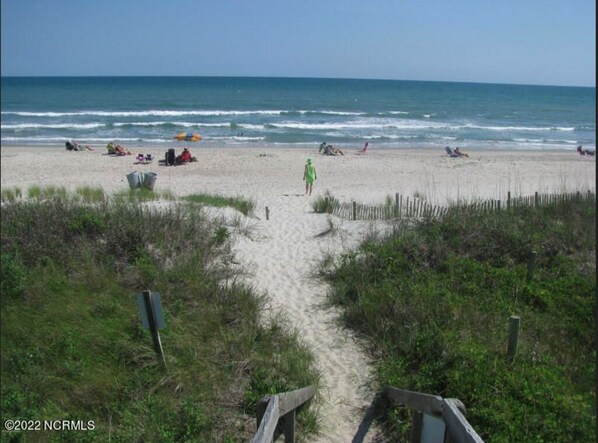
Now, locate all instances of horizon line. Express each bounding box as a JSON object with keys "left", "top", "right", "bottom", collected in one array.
[{"left": 0, "top": 74, "right": 595, "bottom": 89}]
